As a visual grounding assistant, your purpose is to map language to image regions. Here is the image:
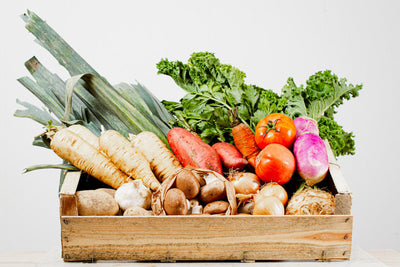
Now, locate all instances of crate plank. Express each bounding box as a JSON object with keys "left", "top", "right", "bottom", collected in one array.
[
  {"left": 60, "top": 215, "right": 352, "bottom": 262},
  {"left": 324, "top": 140, "right": 352, "bottom": 215},
  {"left": 59, "top": 171, "right": 80, "bottom": 216}
]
